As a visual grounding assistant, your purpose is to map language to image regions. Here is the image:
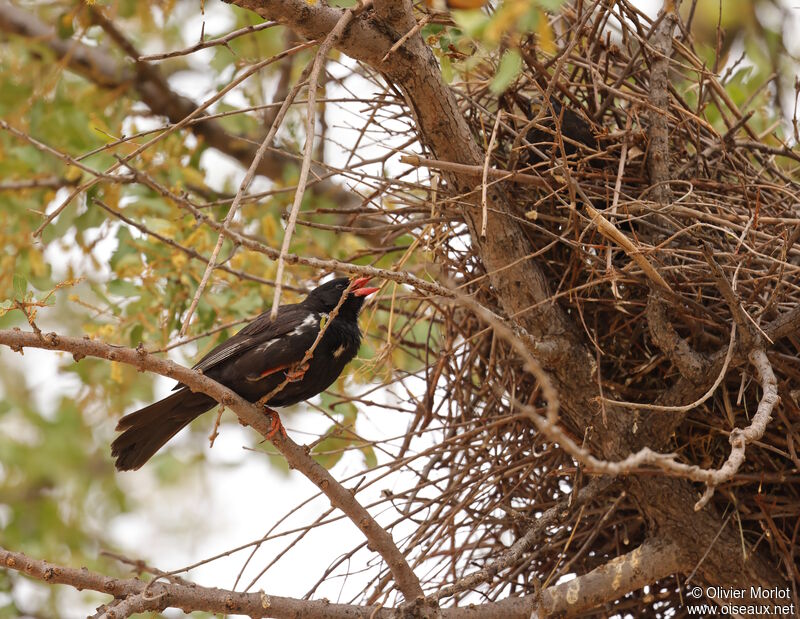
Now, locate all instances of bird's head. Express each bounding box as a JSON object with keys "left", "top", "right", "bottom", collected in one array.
[{"left": 303, "top": 276, "right": 379, "bottom": 317}]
